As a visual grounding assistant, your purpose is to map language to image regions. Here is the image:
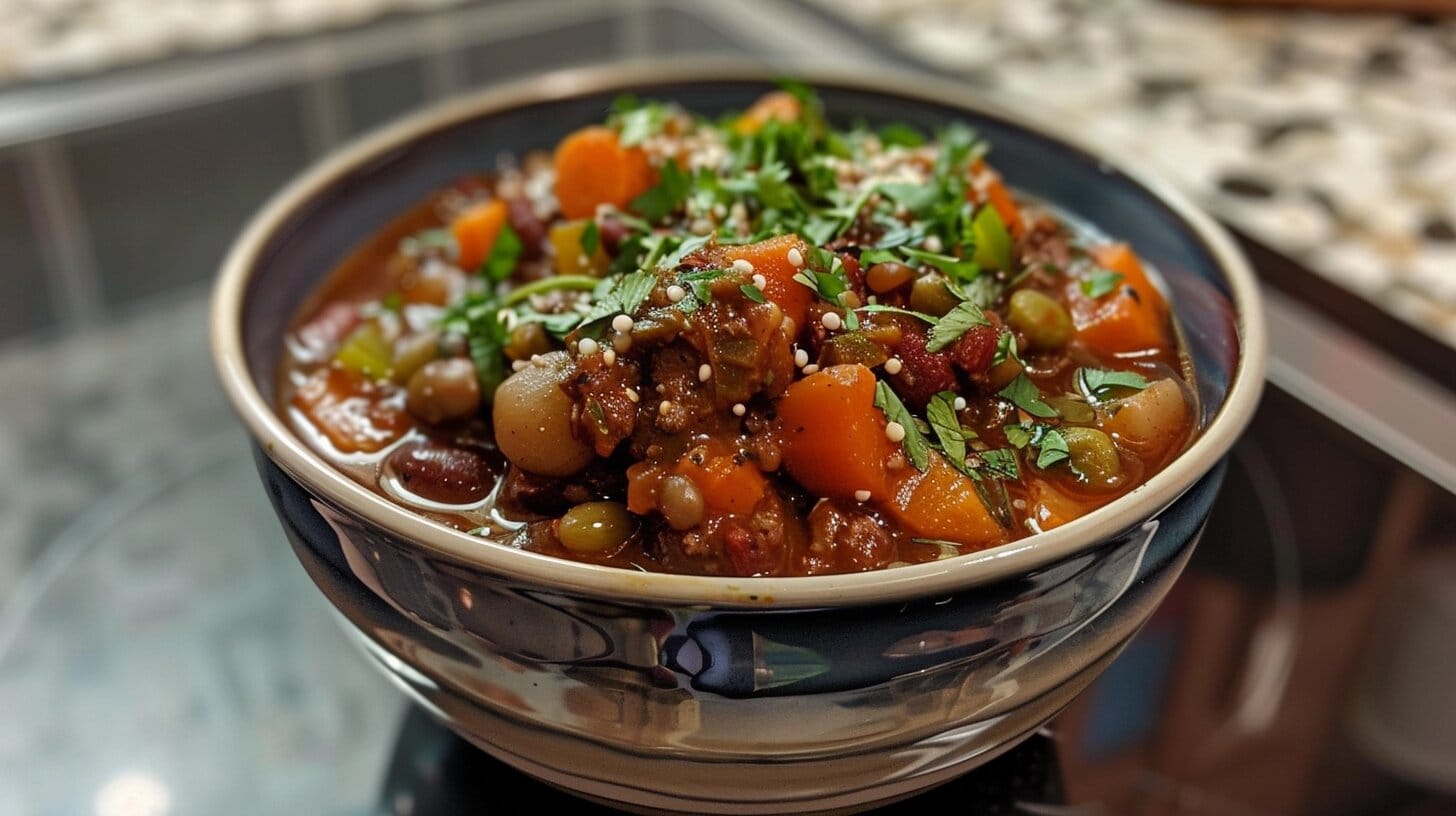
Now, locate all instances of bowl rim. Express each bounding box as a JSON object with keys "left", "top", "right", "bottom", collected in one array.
[{"left": 211, "top": 58, "right": 1266, "bottom": 608}]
